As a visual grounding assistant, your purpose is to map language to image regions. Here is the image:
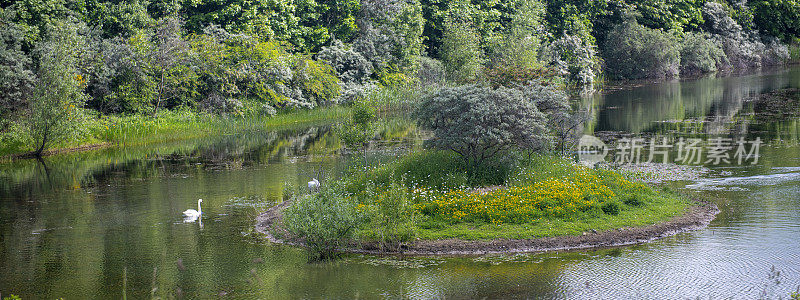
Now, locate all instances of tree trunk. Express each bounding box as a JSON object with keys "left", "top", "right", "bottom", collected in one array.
[
  {"left": 155, "top": 71, "right": 165, "bottom": 116},
  {"left": 34, "top": 131, "right": 48, "bottom": 158}
]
